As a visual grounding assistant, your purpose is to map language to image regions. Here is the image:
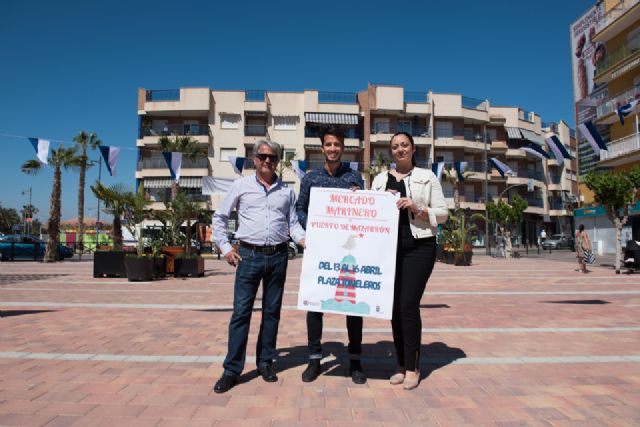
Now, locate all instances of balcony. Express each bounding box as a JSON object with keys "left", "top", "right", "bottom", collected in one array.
[
  {"left": 137, "top": 157, "right": 209, "bottom": 171},
  {"left": 245, "top": 124, "right": 267, "bottom": 137},
  {"left": 595, "top": 0, "right": 640, "bottom": 35},
  {"left": 146, "top": 188, "right": 209, "bottom": 203},
  {"left": 549, "top": 200, "right": 565, "bottom": 210},
  {"left": 595, "top": 30, "right": 640, "bottom": 80},
  {"left": 139, "top": 124, "right": 209, "bottom": 138},
  {"left": 245, "top": 90, "right": 266, "bottom": 102},
  {"left": 596, "top": 85, "right": 640, "bottom": 122},
  {"left": 462, "top": 96, "right": 488, "bottom": 111},
  {"left": 146, "top": 89, "right": 180, "bottom": 102},
  {"left": 515, "top": 169, "right": 544, "bottom": 182},
  {"left": 318, "top": 91, "right": 357, "bottom": 104},
  {"left": 549, "top": 174, "right": 562, "bottom": 185},
  {"left": 510, "top": 196, "right": 543, "bottom": 208},
  {"left": 306, "top": 127, "right": 361, "bottom": 139},
  {"left": 370, "top": 123, "right": 430, "bottom": 137},
  {"left": 405, "top": 92, "right": 429, "bottom": 103},
  {"left": 600, "top": 133, "right": 640, "bottom": 163}
]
